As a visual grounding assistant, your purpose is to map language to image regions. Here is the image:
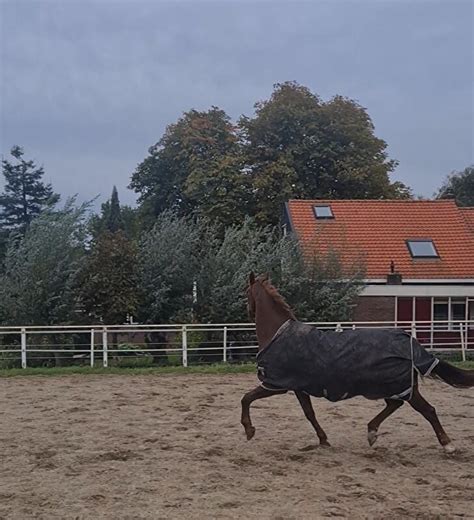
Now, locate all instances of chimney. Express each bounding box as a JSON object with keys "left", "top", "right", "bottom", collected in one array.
[{"left": 386, "top": 261, "right": 402, "bottom": 285}]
